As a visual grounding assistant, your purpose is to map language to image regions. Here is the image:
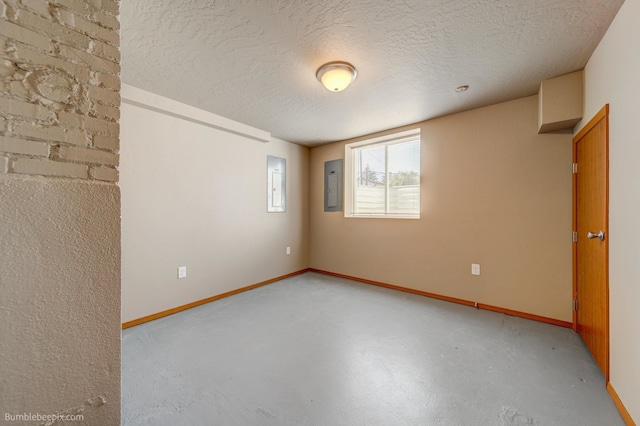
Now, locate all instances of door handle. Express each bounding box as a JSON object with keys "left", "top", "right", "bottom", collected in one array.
[{"left": 587, "top": 231, "right": 605, "bottom": 241}]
